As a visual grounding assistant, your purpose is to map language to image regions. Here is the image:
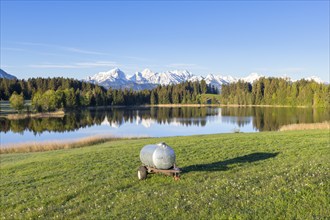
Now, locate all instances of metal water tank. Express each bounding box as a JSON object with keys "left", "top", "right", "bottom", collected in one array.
[{"left": 140, "top": 142, "right": 176, "bottom": 170}]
